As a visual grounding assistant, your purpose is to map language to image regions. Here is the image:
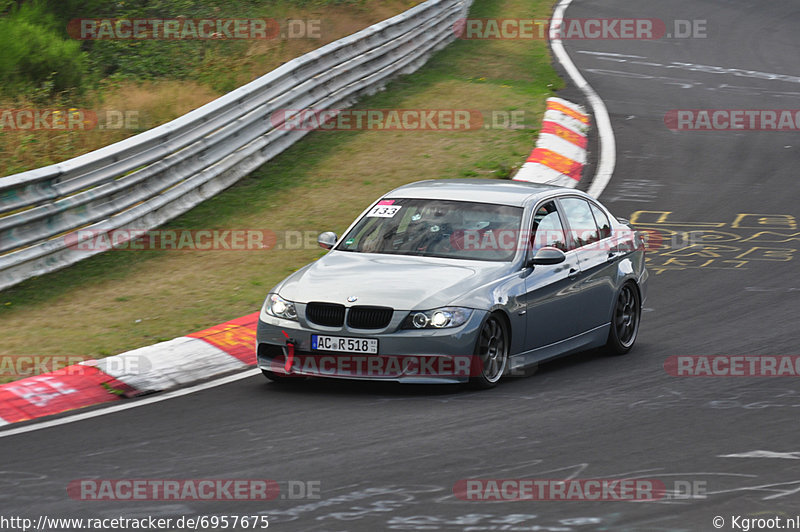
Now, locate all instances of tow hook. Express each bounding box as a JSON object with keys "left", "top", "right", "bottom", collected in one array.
[{"left": 281, "top": 330, "right": 296, "bottom": 373}]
